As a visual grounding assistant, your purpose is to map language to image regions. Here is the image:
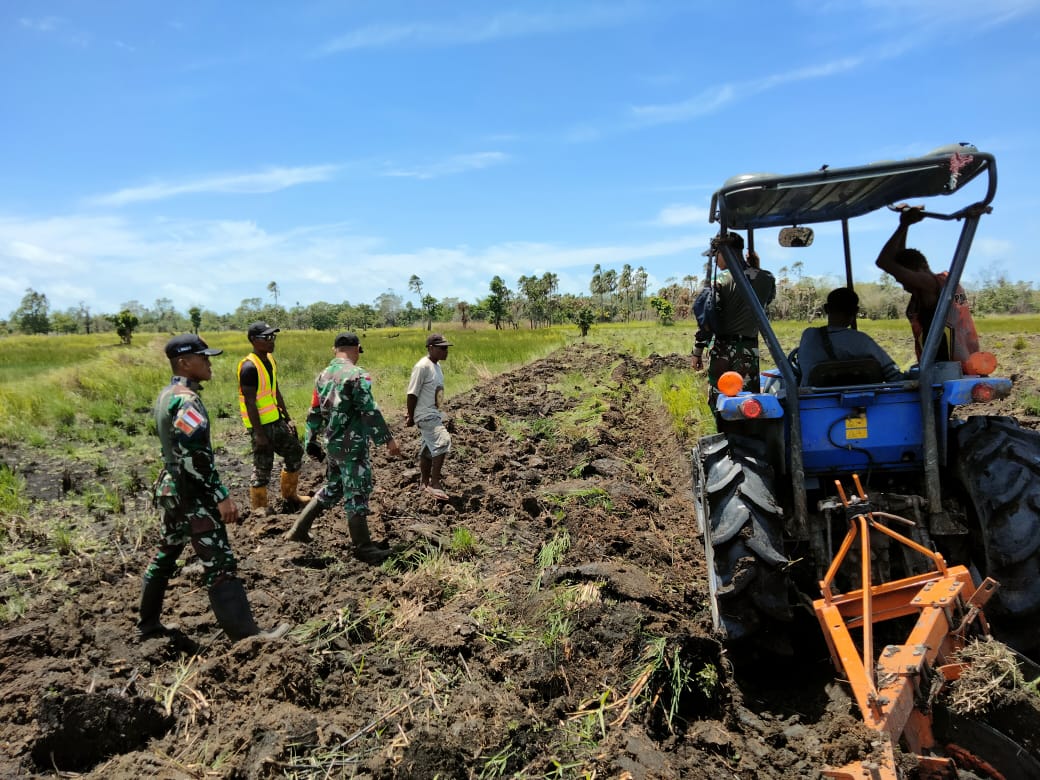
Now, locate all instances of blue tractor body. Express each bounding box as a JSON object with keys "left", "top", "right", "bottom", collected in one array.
[
  {"left": 798, "top": 385, "right": 924, "bottom": 475},
  {"left": 692, "top": 145, "right": 1040, "bottom": 657}
]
